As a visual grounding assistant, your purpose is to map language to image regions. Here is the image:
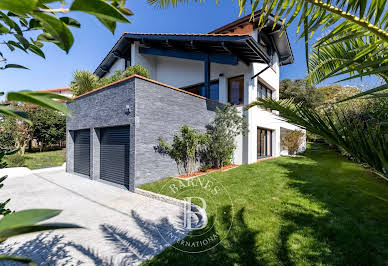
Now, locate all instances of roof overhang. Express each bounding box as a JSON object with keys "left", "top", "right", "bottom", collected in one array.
[
  {"left": 210, "top": 11, "right": 294, "bottom": 66},
  {"left": 94, "top": 33, "right": 271, "bottom": 77}
]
